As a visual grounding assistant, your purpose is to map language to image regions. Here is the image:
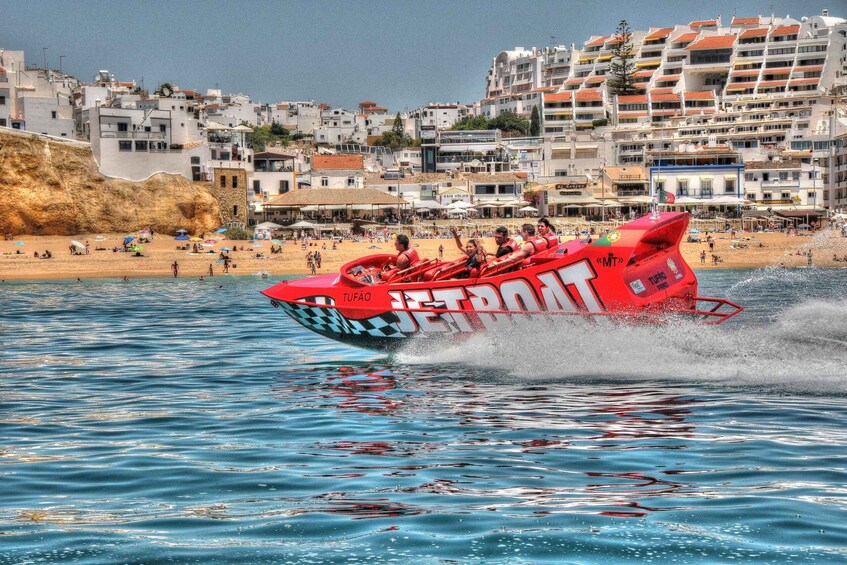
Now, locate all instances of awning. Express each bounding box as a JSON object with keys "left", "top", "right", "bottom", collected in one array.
[{"left": 438, "top": 144, "right": 497, "bottom": 153}]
